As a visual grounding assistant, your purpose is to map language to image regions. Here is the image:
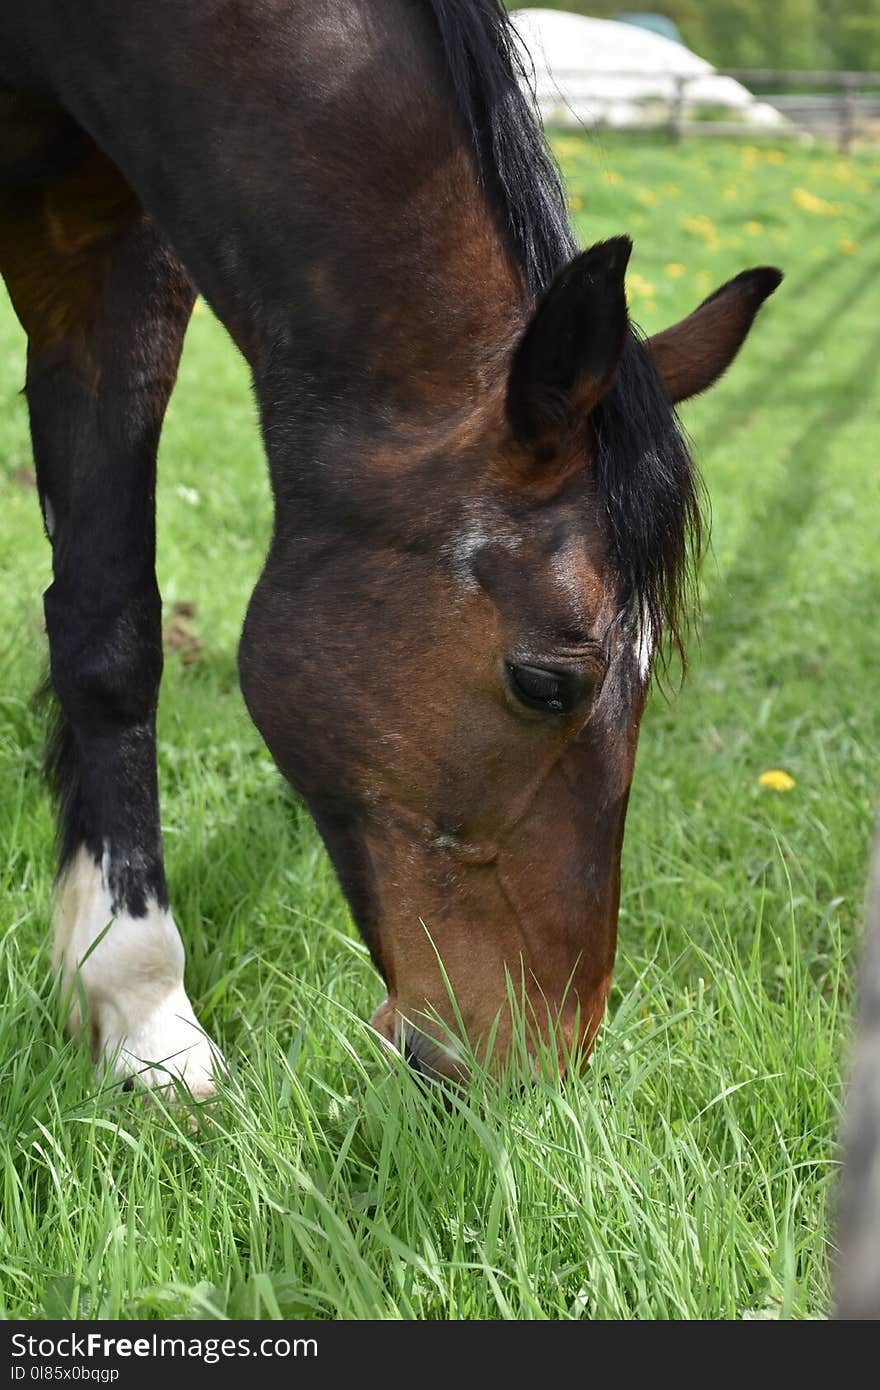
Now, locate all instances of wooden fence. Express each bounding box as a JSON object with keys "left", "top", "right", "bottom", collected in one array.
[{"left": 537, "top": 68, "right": 880, "bottom": 152}]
